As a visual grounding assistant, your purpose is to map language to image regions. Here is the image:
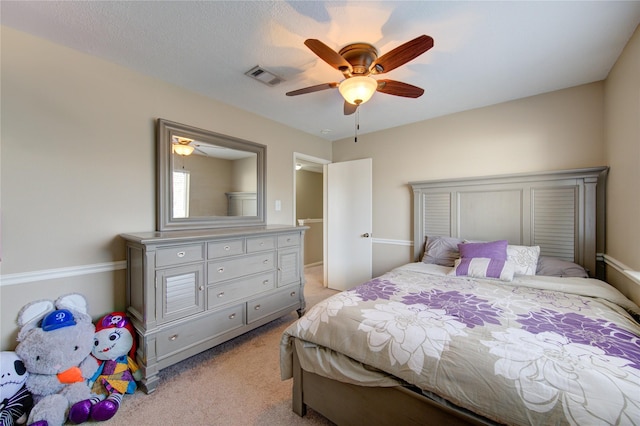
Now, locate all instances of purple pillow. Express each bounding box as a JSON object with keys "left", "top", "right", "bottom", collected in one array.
[{"left": 458, "top": 240, "right": 508, "bottom": 260}]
